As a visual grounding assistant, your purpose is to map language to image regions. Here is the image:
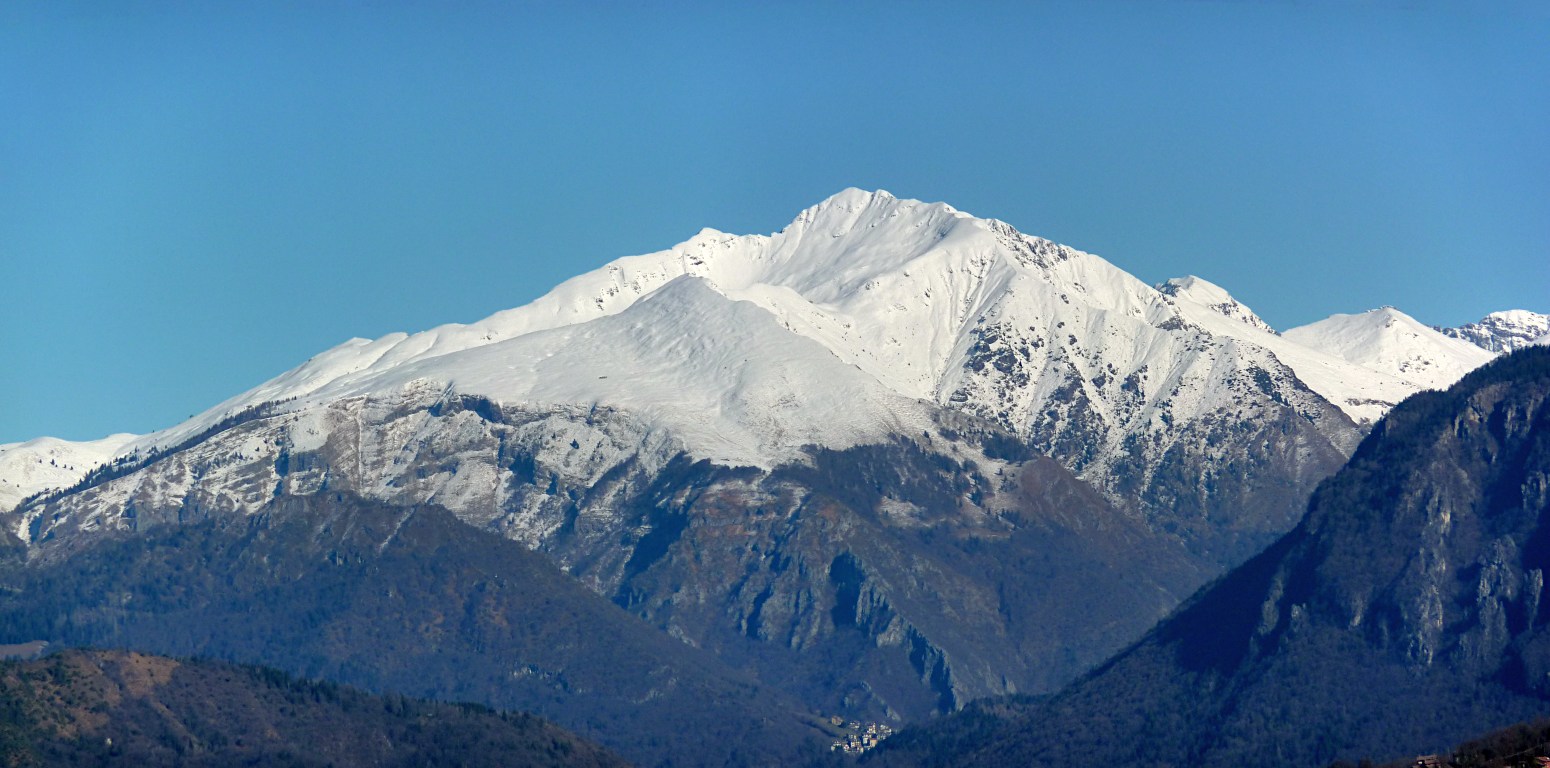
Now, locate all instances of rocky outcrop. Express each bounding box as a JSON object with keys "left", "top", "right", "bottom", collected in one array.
[
  {"left": 952, "top": 309, "right": 1361, "bottom": 567},
  {"left": 1439, "top": 310, "right": 1550, "bottom": 354}
]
